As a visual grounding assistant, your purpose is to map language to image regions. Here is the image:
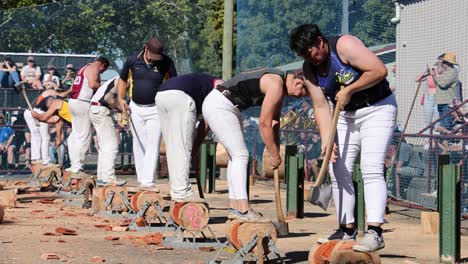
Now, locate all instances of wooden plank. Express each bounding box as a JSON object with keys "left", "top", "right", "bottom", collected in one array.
[
  {"left": 421, "top": 211, "right": 439, "bottom": 234},
  {"left": 0, "top": 189, "right": 17, "bottom": 208}
]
